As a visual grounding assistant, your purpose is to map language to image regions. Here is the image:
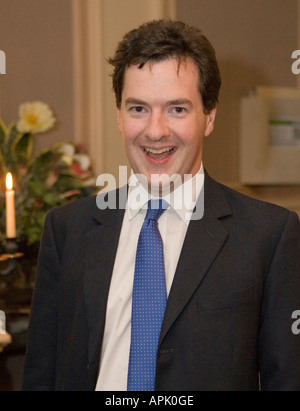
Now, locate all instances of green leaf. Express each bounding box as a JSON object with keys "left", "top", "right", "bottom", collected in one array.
[
  {"left": 33, "top": 149, "right": 54, "bottom": 165},
  {"left": 0, "top": 151, "right": 6, "bottom": 177},
  {"left": 7, "top": 125, "right": 21, "bottom": 149},
  {"left": 4, "top": 125, "right": 22, "bottom": 170},
  {"left": 55, "top": 174, "right": 80, "bottom": 192},
  {"left": 0, "top": 119, "right": 8, "bottom": 173},
  {"left": 29, "top": 149, "right": 55, "bottom": 176},
  {"left": 43, "top": 192, "right": 59, "bottom": 206},
  {"left": 0, "top": 118, "right": 7, "bottom": 146},
  {"left": 27, "top": 180, "right": 46, "bottom": 196},
  {"left": 14, "top": 132, "right": 34, "bottom": 164}
]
